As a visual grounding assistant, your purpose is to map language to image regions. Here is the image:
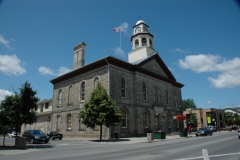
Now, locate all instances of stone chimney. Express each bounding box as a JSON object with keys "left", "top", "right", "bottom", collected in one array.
[{"left": 73, "top": 42, "right": 86, "bottom": 69}]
